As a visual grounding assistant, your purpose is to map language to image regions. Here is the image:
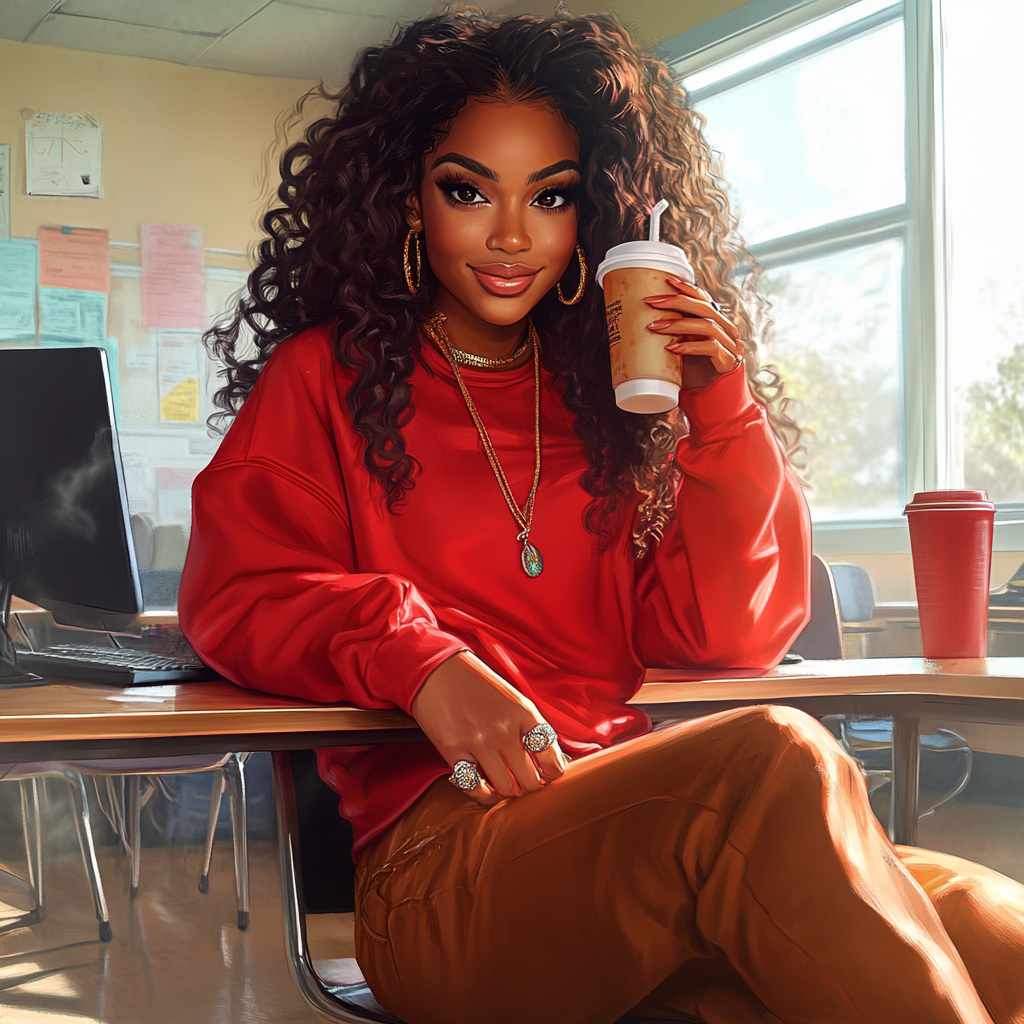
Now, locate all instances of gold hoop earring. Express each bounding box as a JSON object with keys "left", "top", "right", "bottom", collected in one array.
[
  {"left": 557, "top": 244, "right": 587, "bottom": 305},
  {"left": 404, "top": 229, "right": 422, "bottom": 296}
]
